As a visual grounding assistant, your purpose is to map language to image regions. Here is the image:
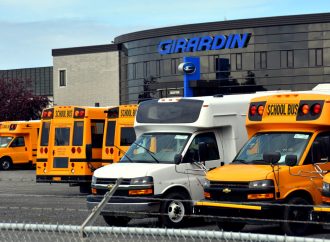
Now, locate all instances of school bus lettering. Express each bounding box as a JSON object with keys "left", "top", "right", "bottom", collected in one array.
[
  {"left": 267, "top": 103, "right": 298, "bottom": 116},
  {"left": 120, "top": 109, "right": 136, "bottom": 118},
  {"left": 55, "top": 110, "right": 73, "bottom": 118}
]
